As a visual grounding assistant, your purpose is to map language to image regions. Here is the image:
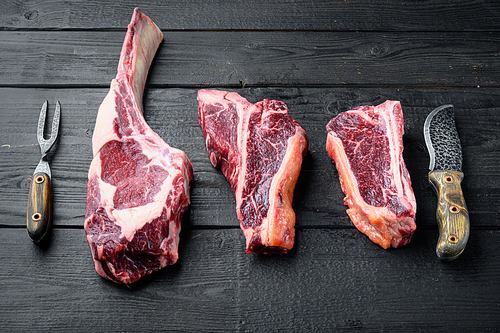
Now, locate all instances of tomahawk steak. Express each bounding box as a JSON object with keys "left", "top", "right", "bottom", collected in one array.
[
  {"left": 198, "top": 90, "right": 308, "bottom": 254},
  {"left": 85, "top": 8, "right": 193, "bottom": 284},
  {"left": 326, "top": 100, "right": 416, "bottom": 249}
]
